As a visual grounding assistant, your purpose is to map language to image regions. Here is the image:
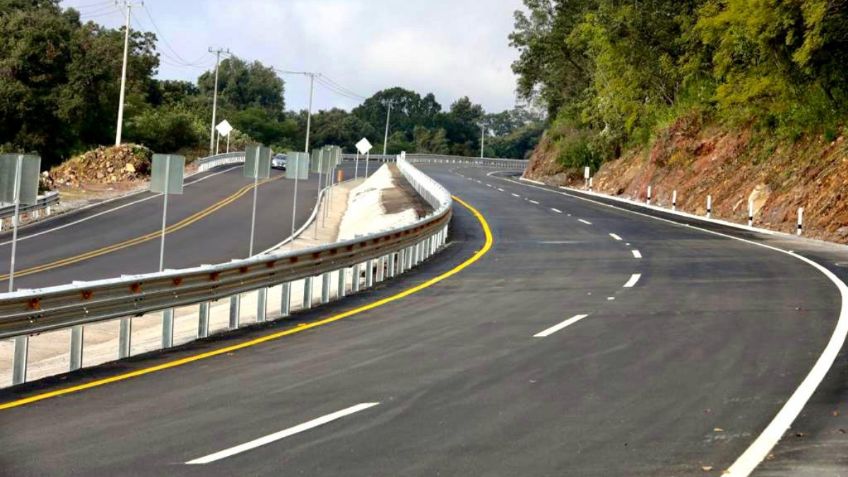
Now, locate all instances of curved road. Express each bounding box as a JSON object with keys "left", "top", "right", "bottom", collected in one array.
[{"left": 0, "top": 163, "right": 845, "bottom": 475}]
